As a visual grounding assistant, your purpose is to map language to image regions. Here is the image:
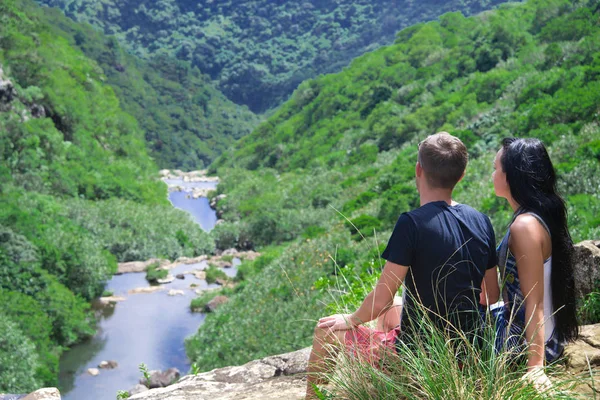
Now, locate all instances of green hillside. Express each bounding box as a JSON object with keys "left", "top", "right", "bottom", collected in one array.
[
  {"left": 36, "top": 0, "right": 512, "bottom": 113},
  {"left": 26, "top": 3, "right": 259, "bottom": 170},
  {"left": 190, "top": 0, "right": 600, "bottom": 371},
  {"left": 0, "top": 0, "right": 213, "bottom": 392}
]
